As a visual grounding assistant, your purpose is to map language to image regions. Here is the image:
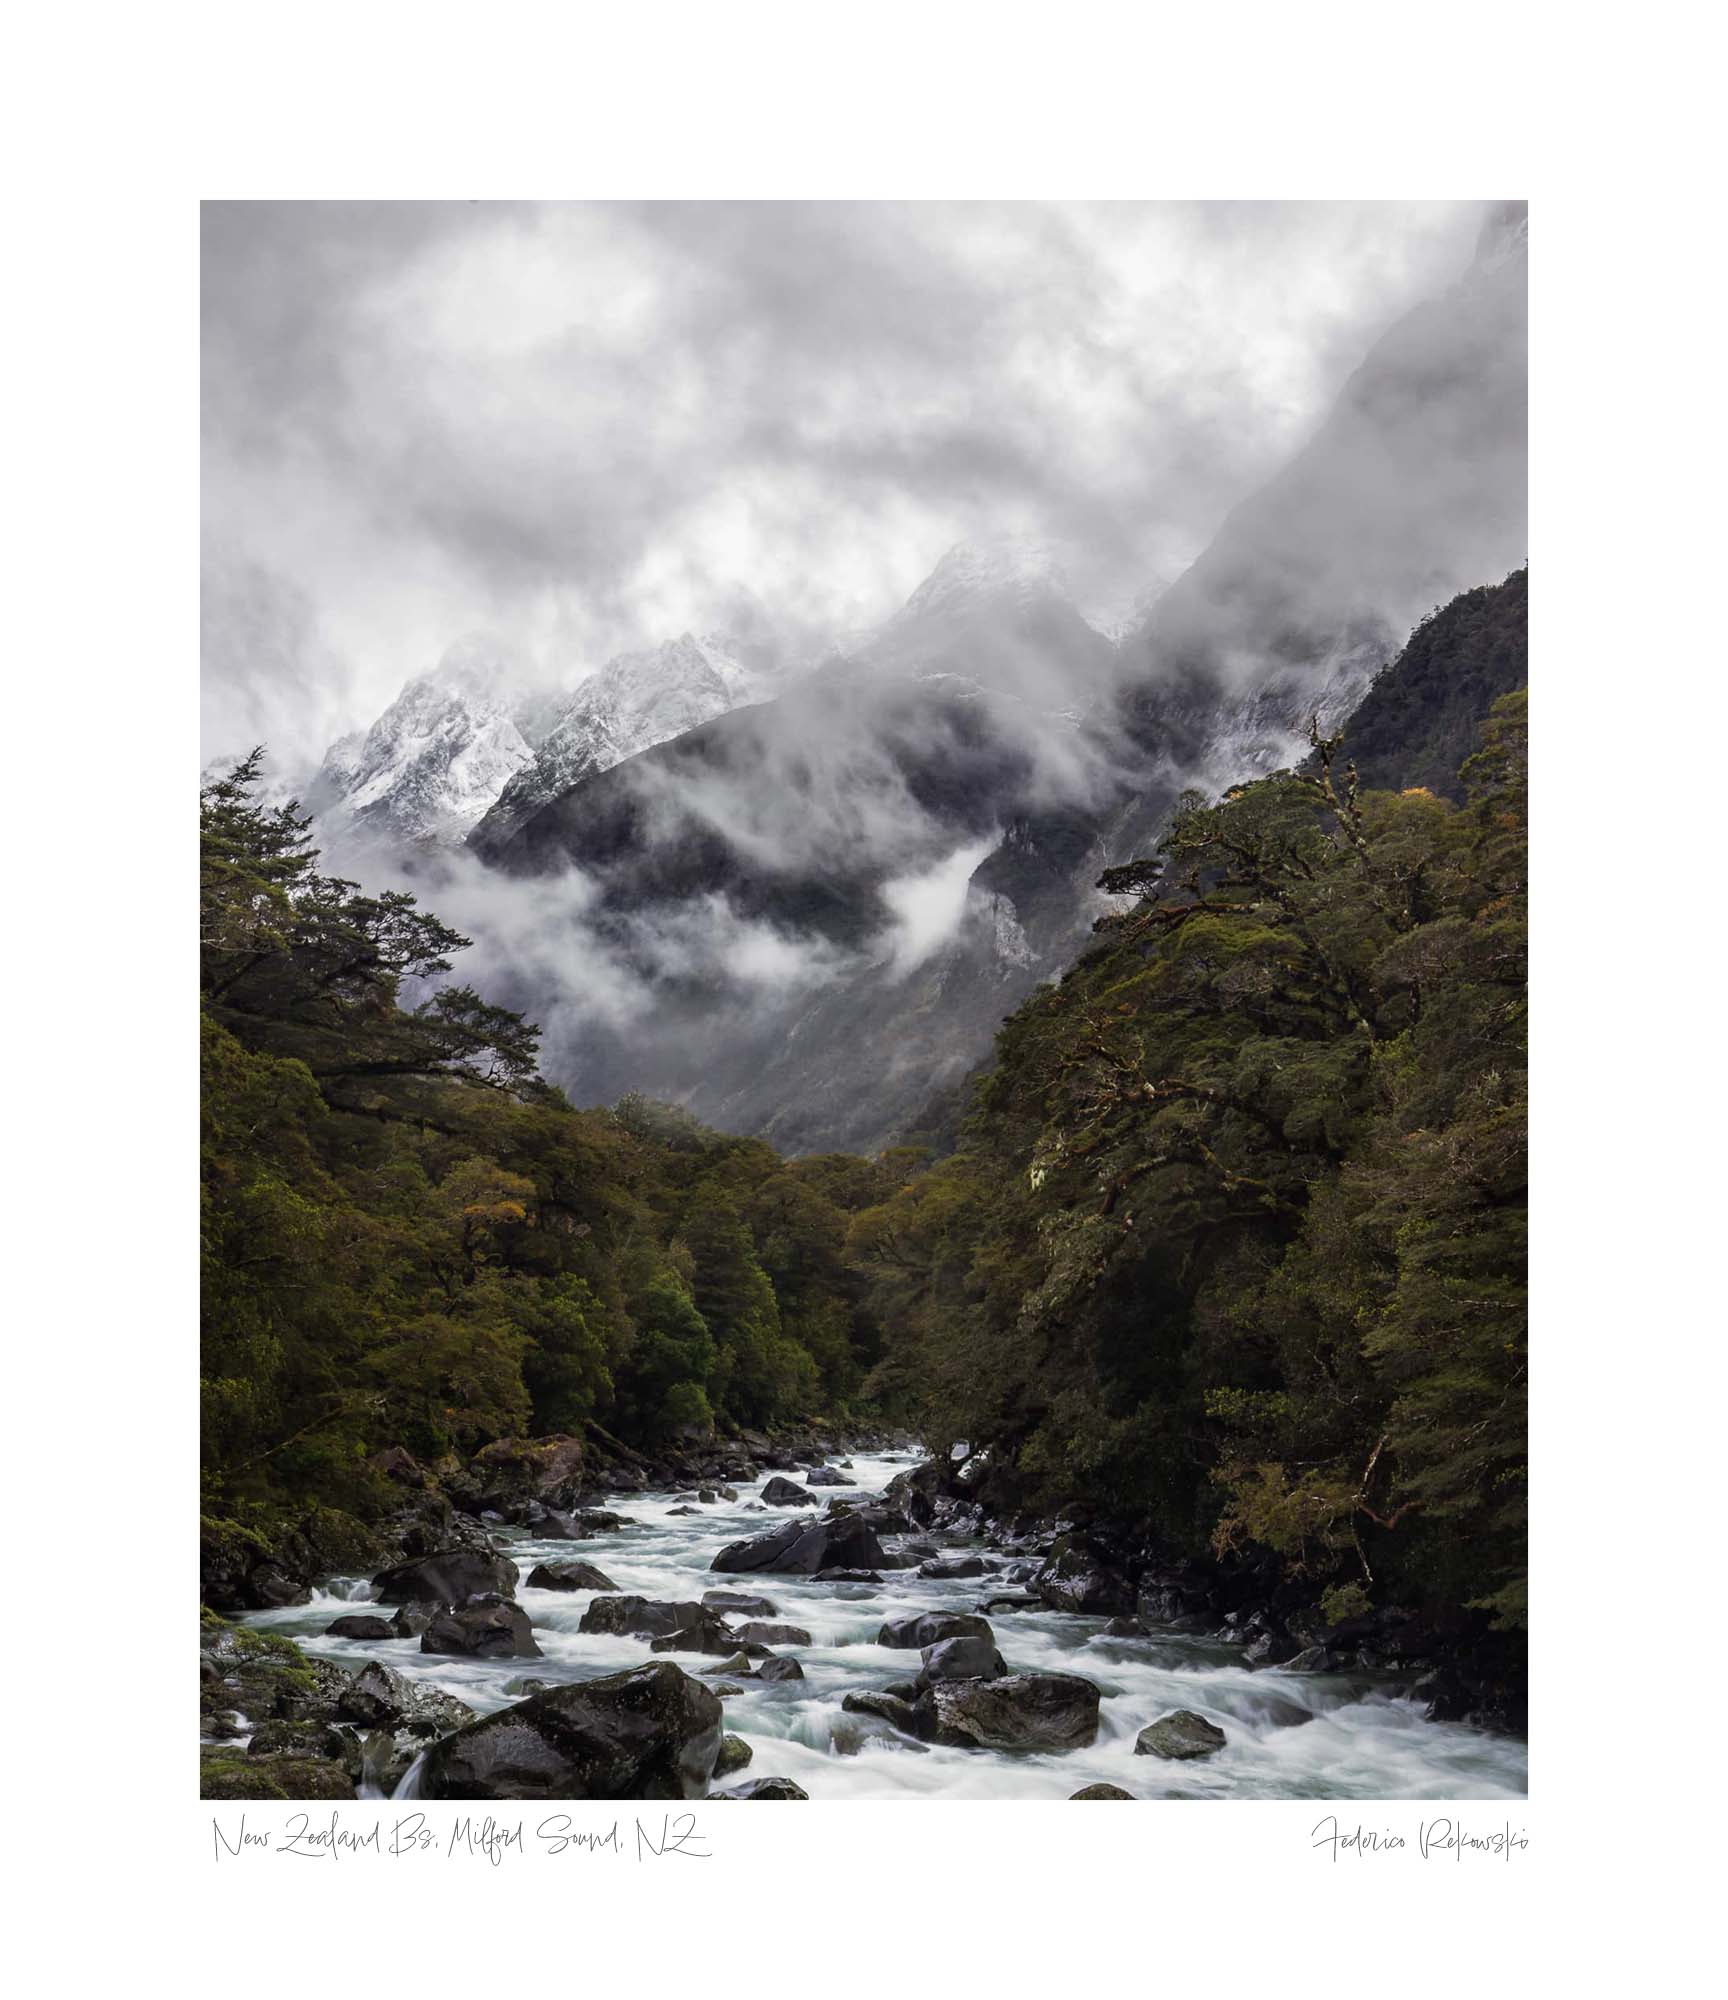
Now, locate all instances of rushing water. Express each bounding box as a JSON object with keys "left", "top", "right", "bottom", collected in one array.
[{"left": 238, "top": 1446, "right": 1527, "bottom": 1800}]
